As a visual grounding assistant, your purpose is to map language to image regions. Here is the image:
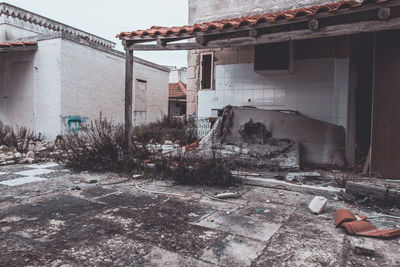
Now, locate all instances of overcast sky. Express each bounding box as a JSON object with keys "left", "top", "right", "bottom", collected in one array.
[{"left": 8, "top": 0, "right": 189, "bottom": 67}]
